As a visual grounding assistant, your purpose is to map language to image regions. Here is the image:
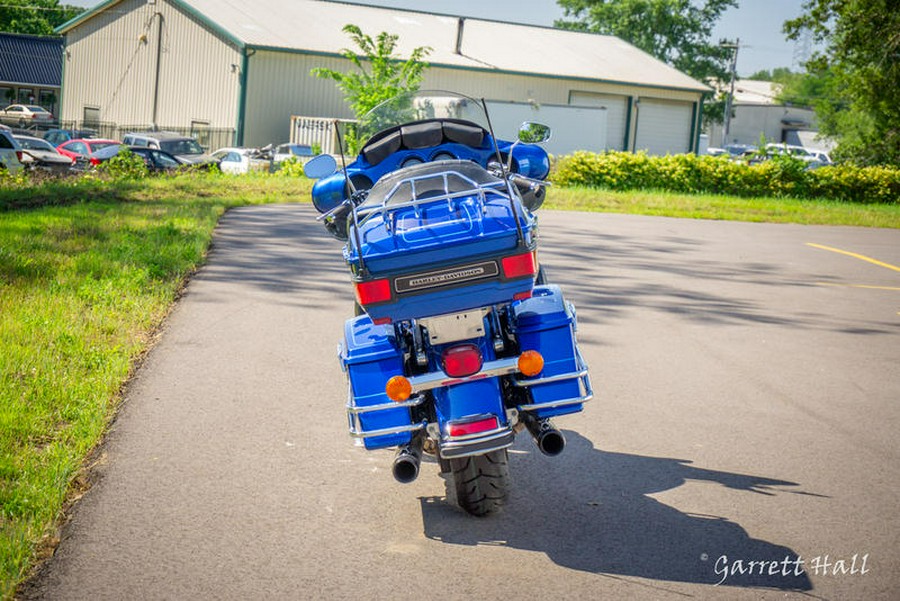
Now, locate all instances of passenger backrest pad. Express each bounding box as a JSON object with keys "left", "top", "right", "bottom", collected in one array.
[
  {"left": 400, "top": 121, "right": 443, "bottom": 149},
  {"left": 362, "top": 130, "right": 401, "bottom": 165},
  {"left": 442, "top": 121, "right": 484, "bottom": 147}
]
